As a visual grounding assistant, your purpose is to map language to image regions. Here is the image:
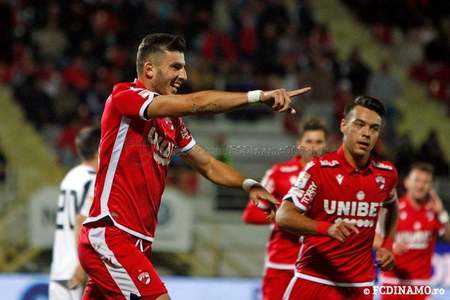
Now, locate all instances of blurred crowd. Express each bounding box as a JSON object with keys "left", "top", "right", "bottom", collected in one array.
[
  {"left": 0, "top": 0, "right": 447, "bottom": 177},
  {"left": 343, "top": 0, "right": 450, "bottom": 112}
]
